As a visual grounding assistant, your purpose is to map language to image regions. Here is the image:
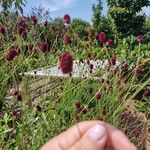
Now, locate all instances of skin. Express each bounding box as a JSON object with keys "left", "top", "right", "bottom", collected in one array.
[{"left": 41, "top": 121, "right": 136, "bottom": 150}]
